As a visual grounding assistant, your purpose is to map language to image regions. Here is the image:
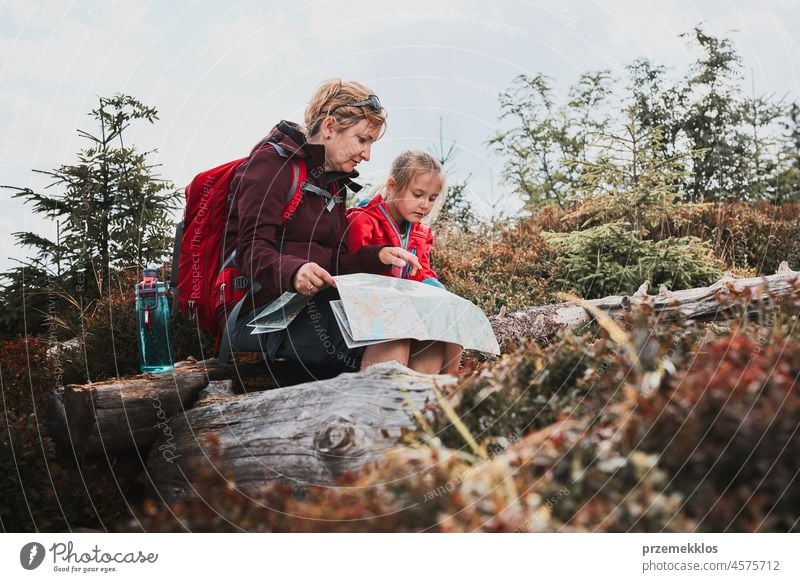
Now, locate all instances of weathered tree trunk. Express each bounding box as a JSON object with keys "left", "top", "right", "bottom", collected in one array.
[
  {"left": 49, "top": 263, "right": 799, "bottom": 460},
  {"left": 146, "top": 362, "right": 455, "bottom": 505},
  {"left": 46, "top": 361, "right": 277, "bottom": 456},
  {"left": 489, "top": 262, "right": 800, "bottom": 352}
]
